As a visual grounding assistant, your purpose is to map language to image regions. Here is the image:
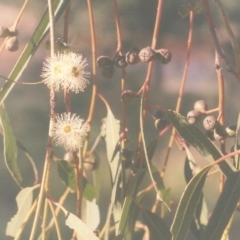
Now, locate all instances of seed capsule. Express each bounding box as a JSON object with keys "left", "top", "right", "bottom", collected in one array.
[
  {"left": 125, "top": 47, "right": 140, "bottom": 65},
  {"left": 187, "top": 110, "right": 201, "bottom": 124},
  {"left": 114, "top": 55, "right": 128, "bottom": 68},
  {"left": 154, "top": 109, "right": 165, "bottom": 119},
  {"left": 225, "top": 125, "right": 237, "bottom": 137},
  {"left": 203, "top": 115, "right": 217, "bottom": 131},
  {"left": 155, "top": 118, "right": 168, "bottom": 131},
  {"left": 102, "top": 65, "right": 114, "bottom": 78},
  {"left": 5, "top": 36, "right": 19, "bottom": 52},
  {"left": 139, "top": 46, "right": 156, "bottom": 63},
  {"left": 213, "top": 125, "right": 227, "bottom": 141},
  {"left": 97, "top": 56, "right": 113, "bottom": 68},
  {"left": 194, "top": 100, "right": 208, "bottom": 113},
  {"left": 155, "top": 48, "right": 172, "bottom": 64}
]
